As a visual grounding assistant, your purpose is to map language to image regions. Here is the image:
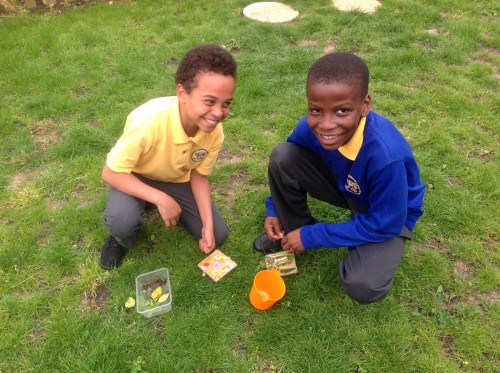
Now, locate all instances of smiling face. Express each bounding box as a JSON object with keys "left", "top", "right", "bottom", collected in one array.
[
  {"left": 306, "top": 82, "right": 371, "bottom": 151},
  {"left": 177, "top": 71, "right": 235, "bottom": 137}
]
